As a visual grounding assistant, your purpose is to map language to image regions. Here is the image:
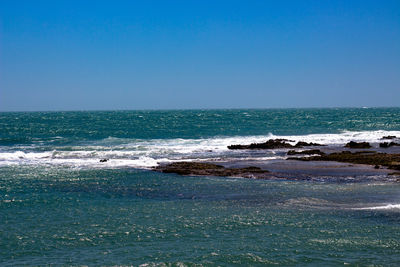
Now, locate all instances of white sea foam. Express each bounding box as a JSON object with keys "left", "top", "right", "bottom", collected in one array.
[
  {"left": 0, "top": 151, "right": 53, "bottom": 160},
  {"left": 0, "top": 130, "right": 399, "bottom": 169},
  {"left": 354, "top": 204, "right": 400, "bottom": 210},
  {"left": 267, "top": 130, "right": 400, "bottom": 145}
]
